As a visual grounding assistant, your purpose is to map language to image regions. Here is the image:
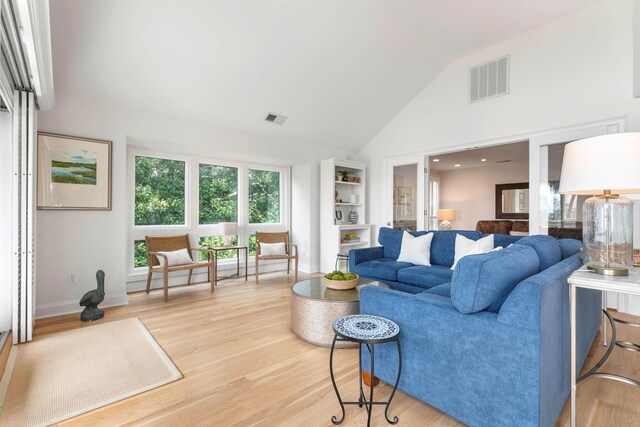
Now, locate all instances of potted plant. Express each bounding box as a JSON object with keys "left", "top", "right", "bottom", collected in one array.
[{"left": 339, "top": 170, "right": 351, "bottom": 182}]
